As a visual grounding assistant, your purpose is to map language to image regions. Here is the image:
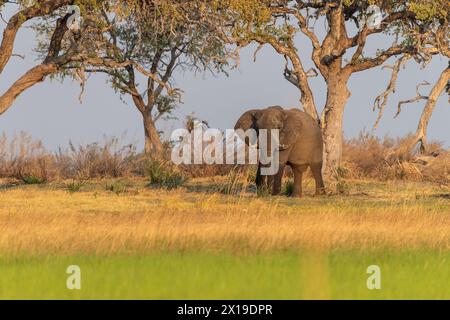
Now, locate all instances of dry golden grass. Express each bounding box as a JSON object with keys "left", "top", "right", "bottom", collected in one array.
[{"left": 0, "top": 177, "right": 449, "bottom": 257}]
